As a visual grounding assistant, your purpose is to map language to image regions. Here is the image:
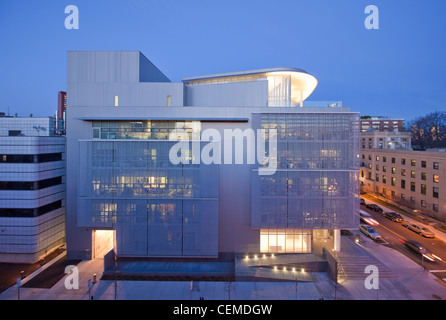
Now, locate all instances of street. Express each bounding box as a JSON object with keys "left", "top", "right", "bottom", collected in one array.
[{"left": 360, "top": 201, "right": 446, "bottom": 282}]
